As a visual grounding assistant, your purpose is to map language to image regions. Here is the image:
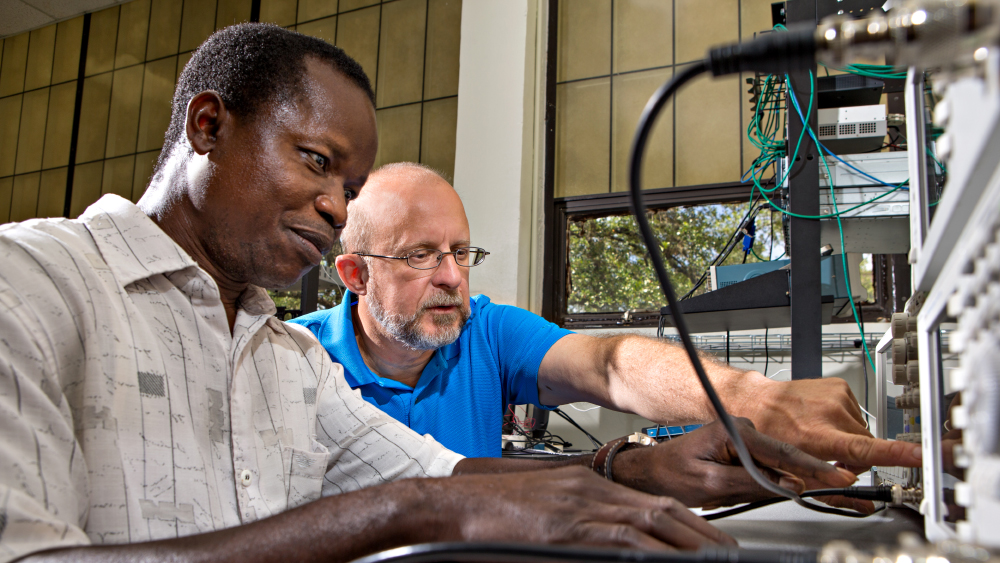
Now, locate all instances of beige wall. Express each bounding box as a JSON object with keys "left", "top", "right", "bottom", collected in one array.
[
  {"left": 0, "top": 17, "right": 85, "bottom": 222},
  {"left": 0, "top": 0, "right": 462, "bottom": 225},
  {"left": 554, "top": 0, "right": 776, "bottom": 197}
]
